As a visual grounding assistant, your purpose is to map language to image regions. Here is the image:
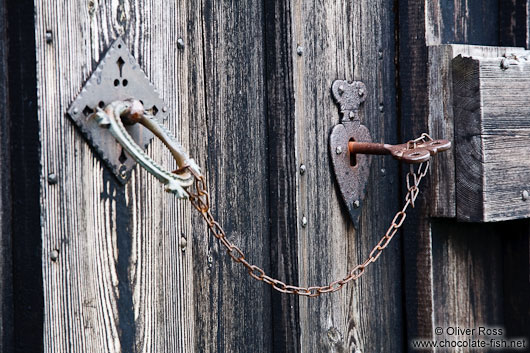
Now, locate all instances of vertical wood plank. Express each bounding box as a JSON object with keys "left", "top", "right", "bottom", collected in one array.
[
  {"left": 289, "top": 0, "right": 402, "bottom": 352},
  {"left": 499, "top": 0, "right": 530, "bottom": 48},
  {"left": 263, "top": 1, "right": 301, "bottom": 351},
  {"left": 36, "top": 1, "right": 197, "bottom": 351},
  {"left": 191, "top": 1, "right": 273, "bottom": 352}
]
